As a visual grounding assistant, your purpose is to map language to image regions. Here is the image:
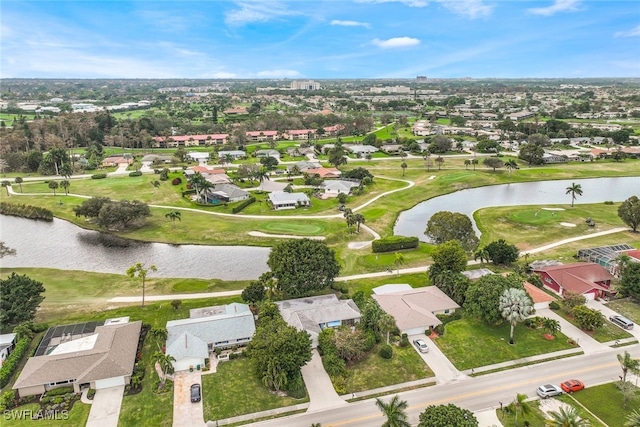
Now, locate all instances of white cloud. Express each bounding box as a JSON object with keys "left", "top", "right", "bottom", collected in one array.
[
  {"left": 225, "top": 1, "right": 301, "bottom": 26},
  {"left": 372, "top": 37, "right": 420, "bottom": 48},
  {"left": 202, "top": 71, "right": 238, "bottom": 79},
  {"left": 615, "top": 25, "right": 640, "bottom": 38},
  {"left": 256, "top": 69, "right": 302, "bottom": 78},
  {"left": 437, "top": 0, "right": 494, "bottom": 19},
  {"left": 527, "top": 0, "right": 581, "bottom": 16},
  {"left": 331, "top": 20, "right": 370, "bottom": 28},
  {"left": 355, "top": 0, "right": 428, "bottom": 7}
]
